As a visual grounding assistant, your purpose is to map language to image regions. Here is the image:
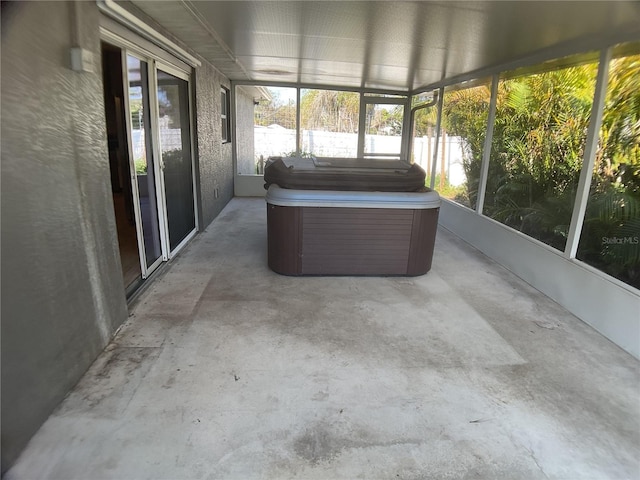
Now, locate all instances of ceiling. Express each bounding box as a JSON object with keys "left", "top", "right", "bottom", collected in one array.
[{"left": 130, "top": 1, "right": 640, "bottom": 92}]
